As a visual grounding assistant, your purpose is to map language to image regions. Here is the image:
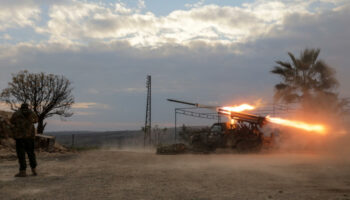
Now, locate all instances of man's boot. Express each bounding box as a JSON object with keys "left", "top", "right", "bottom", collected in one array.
[
  {"left": 31, "top": 168, "right": 37, "bottom": 176},
  {"left": 14, "top": 170, "right": 27, "bottom": 177}
]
